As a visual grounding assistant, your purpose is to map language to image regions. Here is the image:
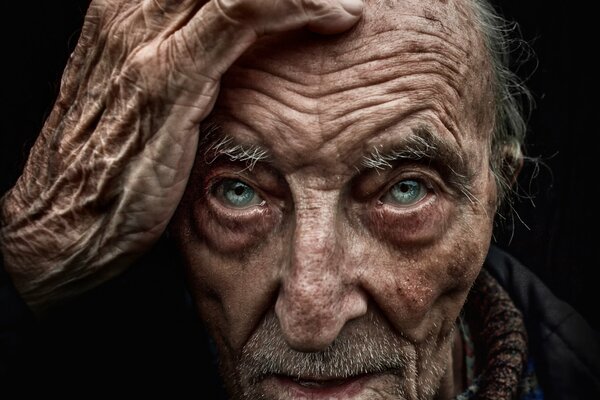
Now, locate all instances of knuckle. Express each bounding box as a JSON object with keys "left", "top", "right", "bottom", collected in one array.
[
  {"left": 119, "top": 44, "right": 160, "bottom": 86},
  {"left": 300, "top": 0, "right": 332, "bottom": 13},
  {"left": 213, "top": 0, "right": 257, "bottom": 25}
]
